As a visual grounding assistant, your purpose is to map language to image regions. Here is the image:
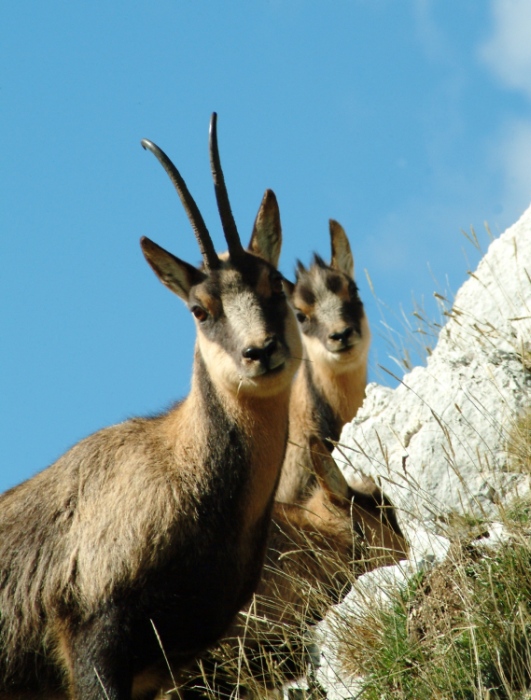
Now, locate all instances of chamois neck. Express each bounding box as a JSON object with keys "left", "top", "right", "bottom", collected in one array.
[
  {"left": 165, "top": 348, "right": 291, "bottom": 526},
  {"left": 312, "top": 359, "right": 366, "bottom": 426},
  {"left": 193, "top": 348, "right": 291, "bottom": 429},
  {"left": 165, "top": 348, "right": 291, "bottom": 432}
]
